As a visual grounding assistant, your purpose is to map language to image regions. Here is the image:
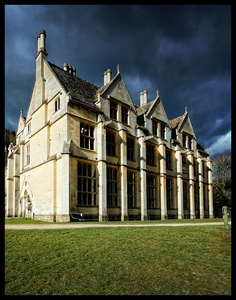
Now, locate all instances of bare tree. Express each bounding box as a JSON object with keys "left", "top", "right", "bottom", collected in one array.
[{"left": 213, "top": 154, "right": 231, "bottom": 216}]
